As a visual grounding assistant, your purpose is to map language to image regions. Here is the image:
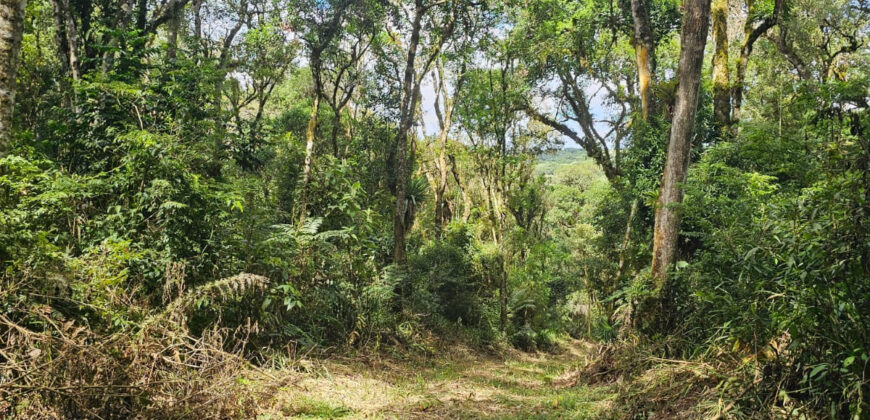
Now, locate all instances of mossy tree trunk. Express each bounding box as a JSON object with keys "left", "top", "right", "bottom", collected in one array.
[{"left": 711, "top": 0, "right": 730, "bottom": 131}]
